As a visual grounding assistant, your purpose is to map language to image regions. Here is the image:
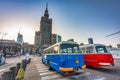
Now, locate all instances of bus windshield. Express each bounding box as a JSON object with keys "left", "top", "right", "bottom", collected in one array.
[
  {"left": 95, "top": 46, "right": 108, "bottom": 53},
  {"left": 60, "top": 44, "right": 80, "bottom": 53}
]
